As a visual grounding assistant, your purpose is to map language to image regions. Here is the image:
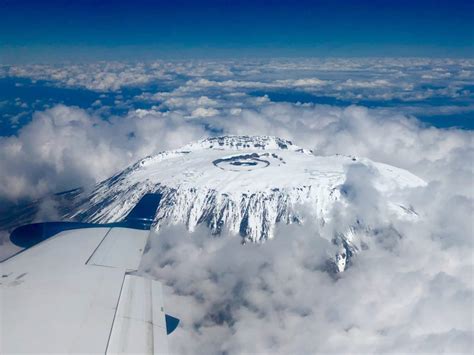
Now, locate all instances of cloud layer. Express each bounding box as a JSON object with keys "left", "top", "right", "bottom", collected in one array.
[
  {"left": 0, "top": 59, "right": 472, "bottom": 353},
  {"left": 1, "top": 100, "right": 471, "bottom": 204}
]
